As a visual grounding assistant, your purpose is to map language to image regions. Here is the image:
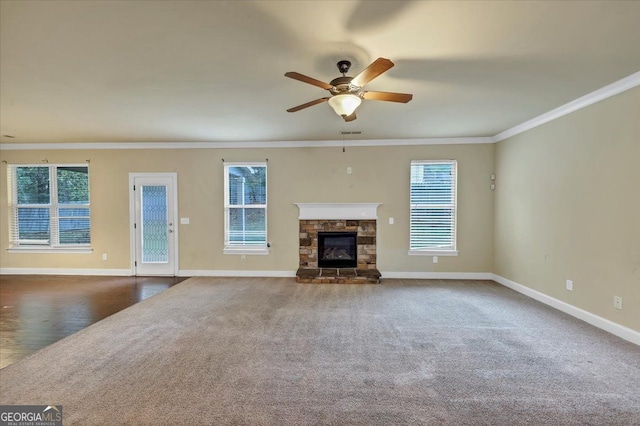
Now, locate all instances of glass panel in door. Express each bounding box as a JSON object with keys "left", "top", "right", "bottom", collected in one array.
[{"left": 141, "top": 185, "right": 168, "bottom": 263}]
